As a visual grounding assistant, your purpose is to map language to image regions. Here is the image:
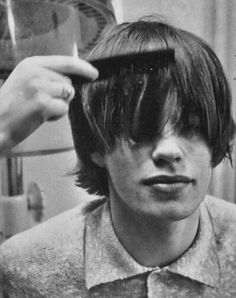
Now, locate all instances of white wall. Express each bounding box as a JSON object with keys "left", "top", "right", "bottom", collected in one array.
[{"left": 120, "top": 0, "right": 215, "bottom": 44}]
